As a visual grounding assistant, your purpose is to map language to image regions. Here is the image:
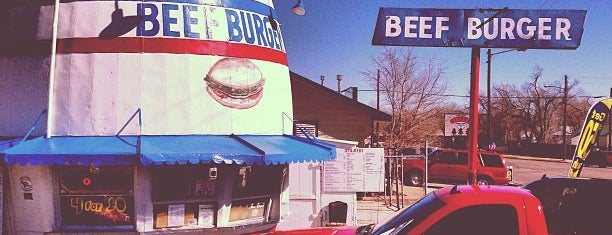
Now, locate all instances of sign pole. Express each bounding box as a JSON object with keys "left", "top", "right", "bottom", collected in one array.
[{"left": 468, "top": 47, "right": 480, "bottom": 185}]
